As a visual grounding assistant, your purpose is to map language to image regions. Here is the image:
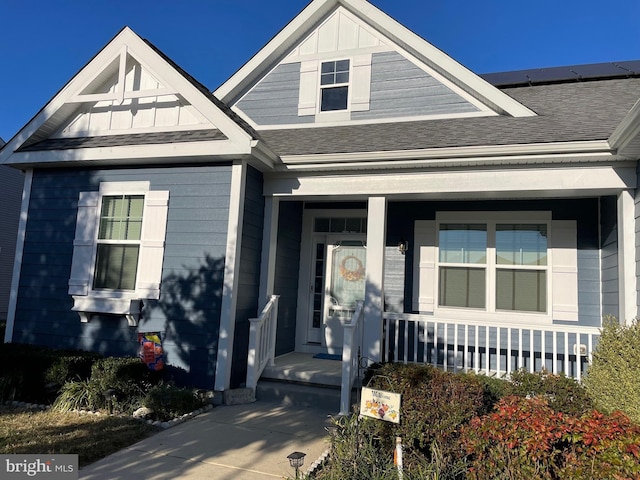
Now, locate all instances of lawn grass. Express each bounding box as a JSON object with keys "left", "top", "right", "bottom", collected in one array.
[{"left": 0, "top": 405, "right": 159, "bottom": 467}]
